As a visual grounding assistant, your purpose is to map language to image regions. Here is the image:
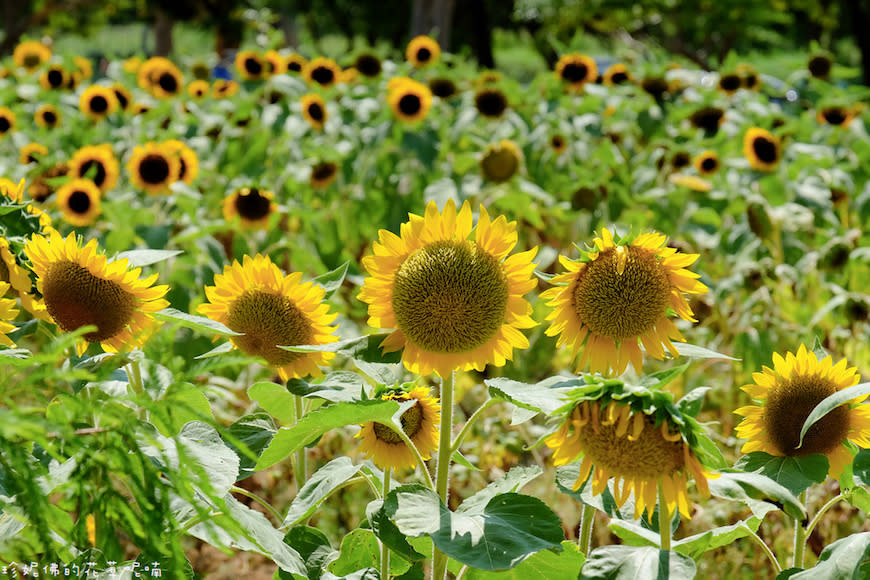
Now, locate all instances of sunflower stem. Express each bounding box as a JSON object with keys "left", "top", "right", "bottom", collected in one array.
[
  {"left": 230, "top": 485, "right": 282, "bottom": 524},
  {"left": 294, "top": 394, "right": 307, "bottom": 489},
  {"left": 657, "top": 480, "right": 672, "bottom": 551},
  {"left": 805, "top": 492, "right": 845, "bottom": 539},
  {"left": 128, "top": 360, "right": 144, "bottom": 396},
  {"left": 432, "top": 371, "right": 455, "bottom": 580},
  {"left": 388, "top": 421, "right": 435, "bottom": 489},
  {"left": 793, "top": 491, "right": 808, "bottom": 569},
  {"left": 578, "top": 503, "right": 595, "bottom": 555},
  {"left": 380, "top": 468, "right": 392, "bottom": 580},
  {"left": 449, "top": 397, "right": 499, "bottom": 456},
  {"left": 743, "top": 523, "right": 782, "bottom": 574}
]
